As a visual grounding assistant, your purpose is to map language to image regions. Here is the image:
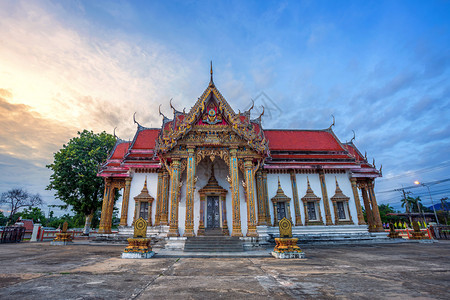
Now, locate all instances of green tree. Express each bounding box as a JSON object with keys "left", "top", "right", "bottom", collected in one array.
[
  {"left": 0, "top": 188, "right": 43, "bottom": 225},
  {"left": 378, "top": 204, "right": 400, "bottom": 223},
  {"left": 0, "top": 211, "right": 8, "bottom": 226},
  {"left": 20, "top": 207, "right": 46, "bottom": 224},
  {"left": 46, "top": 130, "right": 116, "bottom": 235}
]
